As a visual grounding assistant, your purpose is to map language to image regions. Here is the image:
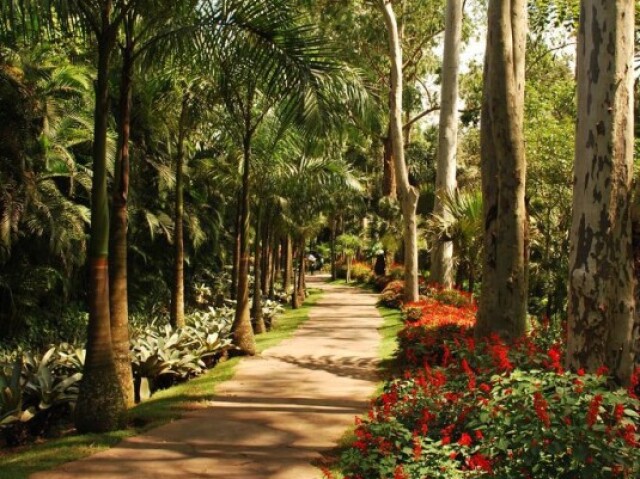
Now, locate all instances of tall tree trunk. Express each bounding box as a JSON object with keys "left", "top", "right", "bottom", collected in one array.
[
  {"left": 330, "top": 217, "right": 337, "bottom": 280},
  {"left": 252, "top": 208, "right": 266, "bottom": 334},
  {"left": 379, "top": 0, "right": 419, "bottom": 303},
  {"left": 291, "top": 241, "right": 301, "bottom": 310},
  {"left": 382, "top": 132, "right": 397, "bottom": 199},
  {"left": 284, "top": 235, "right": 293, "bottom": 294},
  {"left": 109, "top": 29, "right": 134, "bottom": 408},
  {"left": 261, "top": 219, "right": 270, "bottom": 296},
  {"left": 170, "top": 97, "right": 188, "bottom": 329},
  {"left": 269, "top": 236, "right": 279, "bottom": 299},
  {"left": 567, "top": 0, "right": 636, "bottom": 384},
  {"left": 75, "top": 26, "right": 126, "bottom": 434},
  {"left": 231, "top": 134, "right": 257, "bottom": 355},
  {"left": 230, "top": 192, "right": 241, "bottom": 300},
  {"left": 431, "top": 0, "right": 463, "bottom": 288},
  {"left": 476, "top": 0, "right": 528, "bottom": 341},
  {"left": 297, "top": 240, "right": 306, "bottom": 300}
]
